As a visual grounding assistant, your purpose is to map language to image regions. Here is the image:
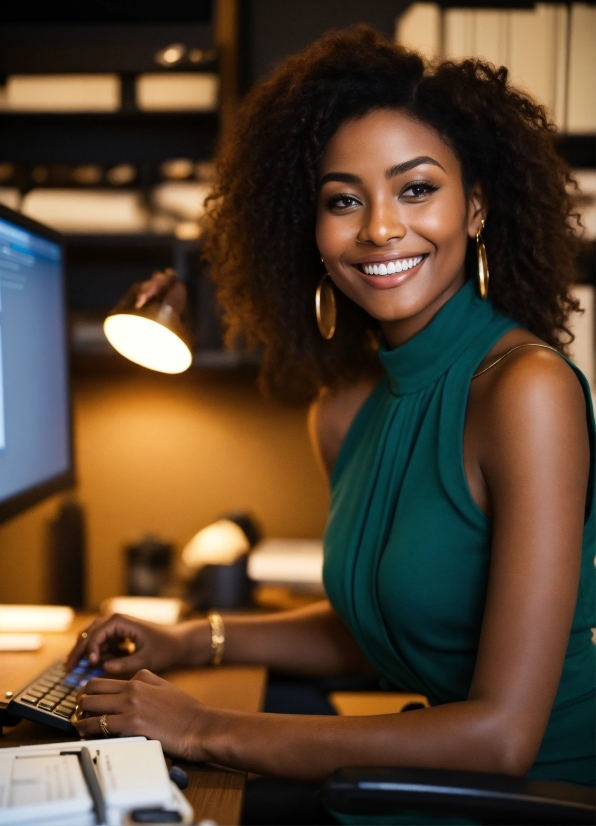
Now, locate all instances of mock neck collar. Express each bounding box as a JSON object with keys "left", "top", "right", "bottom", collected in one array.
[{"left": 379, "top": 279, "right": 497, "bottom": 395}]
